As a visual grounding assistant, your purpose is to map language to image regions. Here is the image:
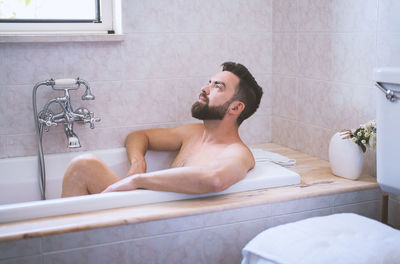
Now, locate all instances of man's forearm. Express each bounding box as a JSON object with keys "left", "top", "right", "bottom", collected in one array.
[
  {"left": 125, "top": 131, "right": 148, "bottom": 163},
  {"left": 105, "top": 166, "right": 222, "bottom": 194}
]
